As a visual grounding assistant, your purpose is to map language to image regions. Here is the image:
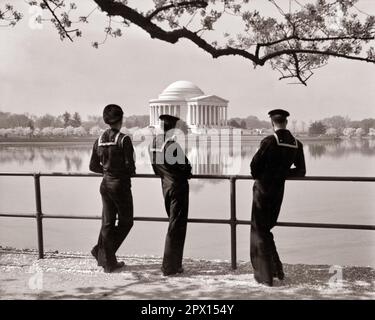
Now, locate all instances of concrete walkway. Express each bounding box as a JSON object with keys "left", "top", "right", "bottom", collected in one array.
[{"left": 0, "top": 248, "right": 374, "bottom": 299}]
